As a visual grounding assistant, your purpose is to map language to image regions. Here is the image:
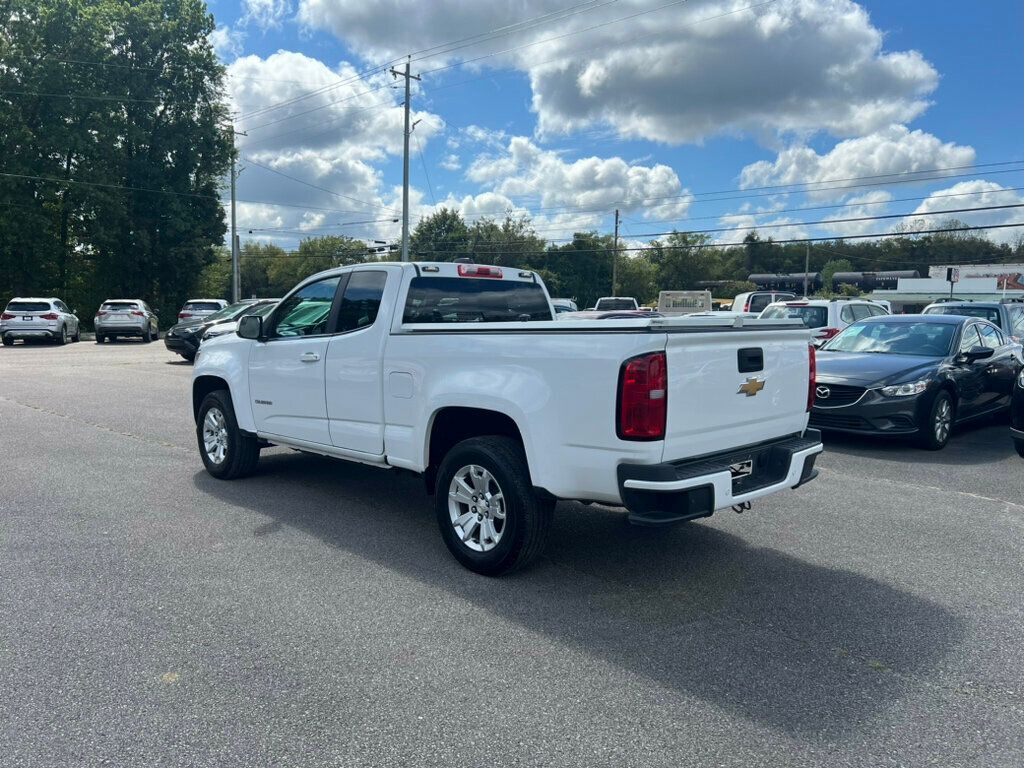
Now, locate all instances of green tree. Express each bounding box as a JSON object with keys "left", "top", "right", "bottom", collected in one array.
[
  {"left": 0, "top": 0, "right": 232, "bottom": 323},
  {"left": 410, "top": 208, "right": 469, "bottom": 259}
]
